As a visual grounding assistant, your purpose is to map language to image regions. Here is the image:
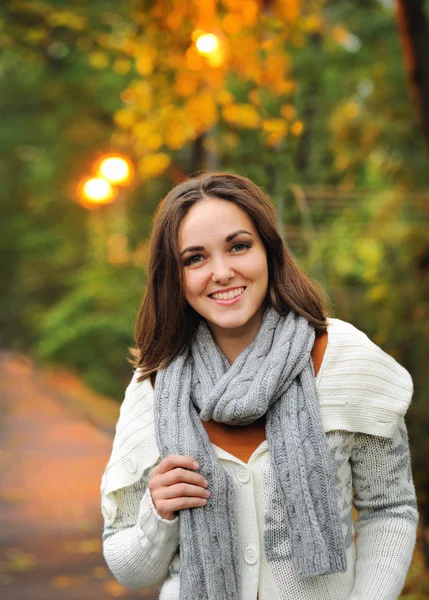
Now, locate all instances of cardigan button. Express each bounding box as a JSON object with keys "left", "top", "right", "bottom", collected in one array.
[
  {"left": 101, "top": 503, "right": 112, "bottom": 521},
  {"left": 237, "top": 466, "right": 250, "bottom": 484},
  {"left": 244, "top": 546, "right": 258, "bottom": 565},
  {"left": 126, "top": 456, "right": 138, "bottom": 474}
]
